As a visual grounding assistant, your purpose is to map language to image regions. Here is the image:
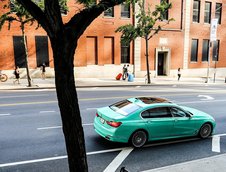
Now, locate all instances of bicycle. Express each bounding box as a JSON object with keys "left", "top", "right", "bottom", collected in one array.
[{"left": 0, "top": 73, "right": 8, "bottom": 82}]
